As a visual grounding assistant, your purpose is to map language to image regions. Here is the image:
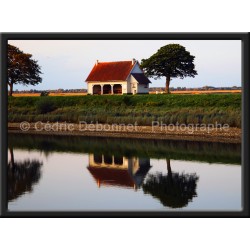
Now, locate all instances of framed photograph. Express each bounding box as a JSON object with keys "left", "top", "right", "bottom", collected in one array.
[{"left": 0, "top": 33, "right": 249, "bottom": 217}]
